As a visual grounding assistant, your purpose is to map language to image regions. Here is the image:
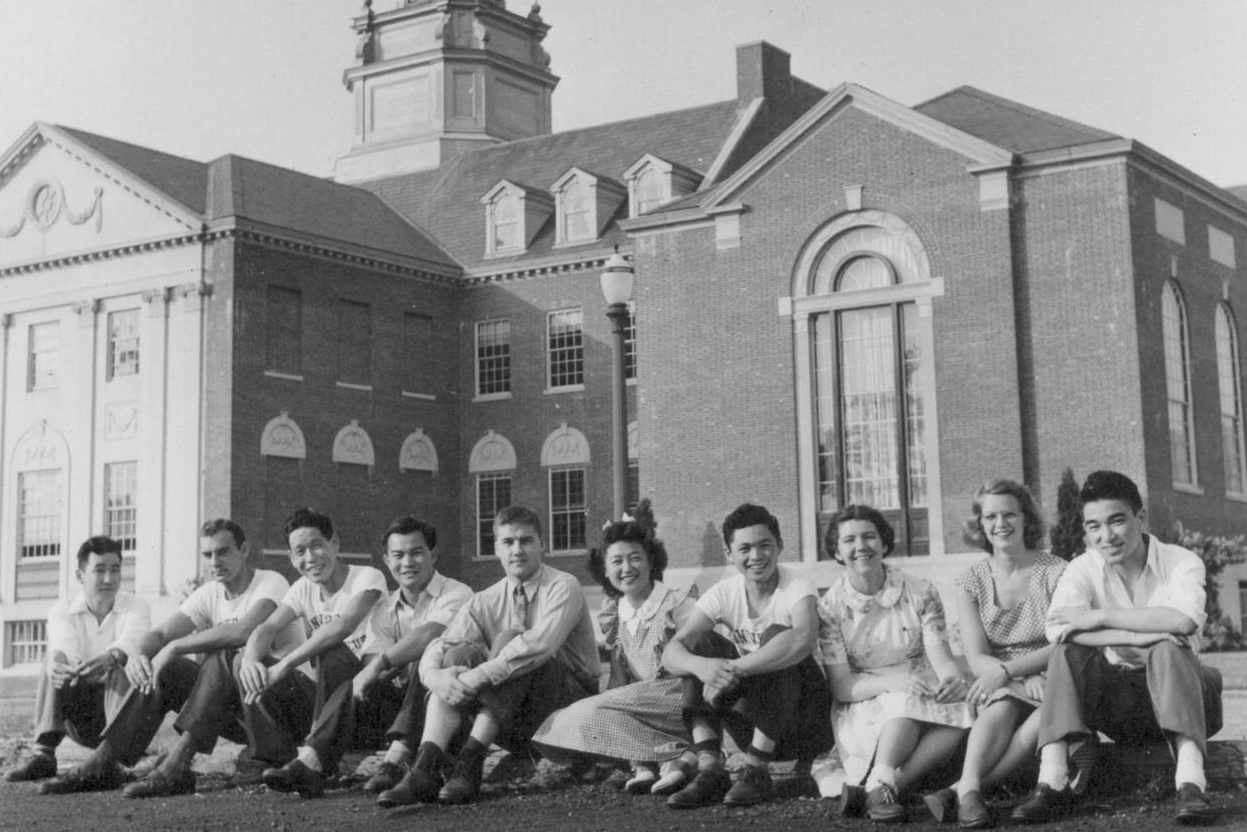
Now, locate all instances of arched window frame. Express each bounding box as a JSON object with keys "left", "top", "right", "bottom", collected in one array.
[
  {"left": 1162, "top": 281, "right": 1198, "bottom": 488},
  {"left": 787, "top": 210, "right": 945, "bottom": 561},
  {"left": 469, "top": 431, "right": 518, "bottom": 559},
  {"left": 1215, "top": 303, "right": 1247, "bottom": 498}
]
